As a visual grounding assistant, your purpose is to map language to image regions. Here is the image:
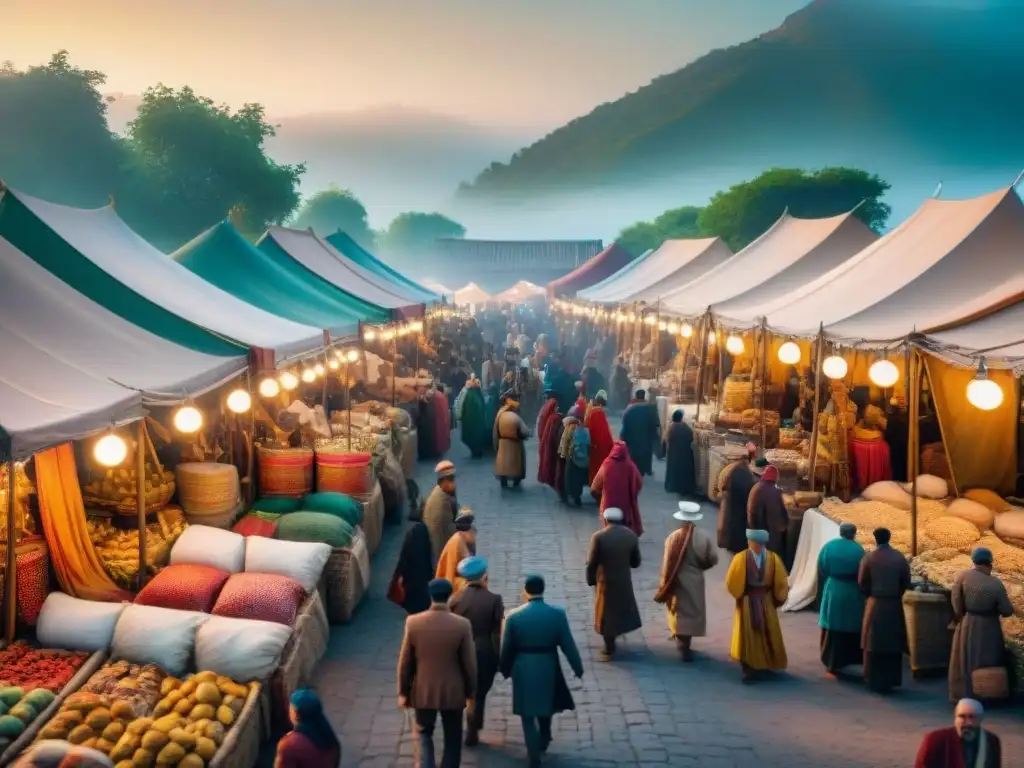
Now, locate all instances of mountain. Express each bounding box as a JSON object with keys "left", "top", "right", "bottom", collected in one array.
[
  {"left": 102, "top": 97, "right": 530, "bottom": 229},
  {"left": 457, "top": 0, "right": 1024, "bottom": 204}
]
